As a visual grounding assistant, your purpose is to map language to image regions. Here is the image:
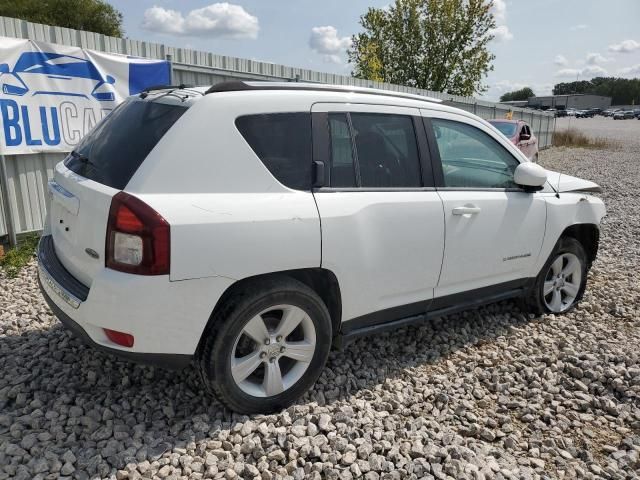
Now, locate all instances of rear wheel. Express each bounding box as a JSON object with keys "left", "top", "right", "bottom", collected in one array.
[
  {"left": 198, "top": 277, "right": 332, "bottom": 413},
  {"left": 527, "top": 237, "right": 588, "bottom": 315}
]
